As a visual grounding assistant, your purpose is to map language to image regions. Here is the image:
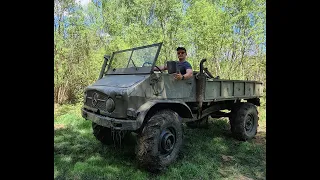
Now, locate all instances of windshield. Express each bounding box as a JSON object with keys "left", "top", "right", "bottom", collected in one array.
[{"left": 105, "top": 43, "right": 162, "bottom": 75}]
